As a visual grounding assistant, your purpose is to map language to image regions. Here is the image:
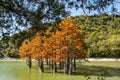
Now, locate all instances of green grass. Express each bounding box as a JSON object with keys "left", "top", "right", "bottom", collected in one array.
[{"left": 0, "top": 61, "right": 120, "bottom": 80}]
